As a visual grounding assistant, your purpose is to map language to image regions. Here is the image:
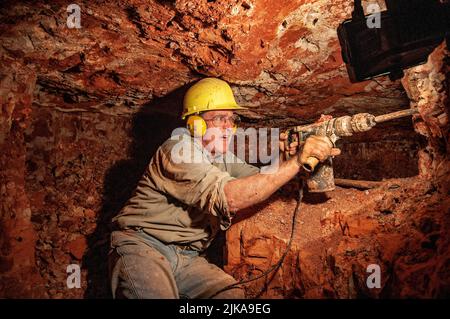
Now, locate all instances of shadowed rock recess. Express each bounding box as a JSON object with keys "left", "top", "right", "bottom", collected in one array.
[{"left": 0, "top": 0, "right": 448, "bottom": 298}]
